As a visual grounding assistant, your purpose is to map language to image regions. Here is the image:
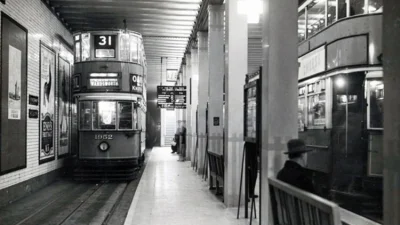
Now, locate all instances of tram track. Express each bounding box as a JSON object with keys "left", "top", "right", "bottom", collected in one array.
[{"left": 0, "top": 152, "right": 149, "bottom": 225}]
